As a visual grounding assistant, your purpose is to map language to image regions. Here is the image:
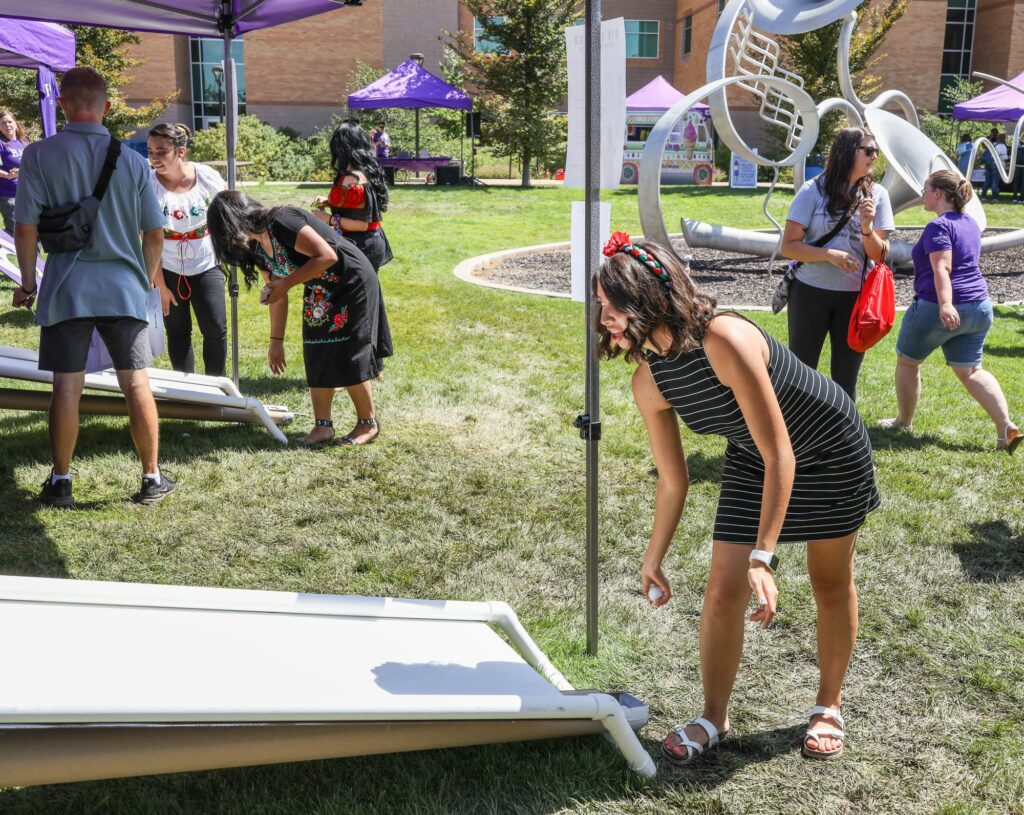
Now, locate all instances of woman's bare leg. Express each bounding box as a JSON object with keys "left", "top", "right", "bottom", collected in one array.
[
  {"left": 342, "top": 380, "right": 378, "bottom": 444},
  {"left": 305, "top": 386, "right": 336, "bottom": 443},
  {"left": 805, "top": 530, "right": 859, "bottom": 754},
  {"left": 667, "top": 541, "right": 752, "bottom": 752}
]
